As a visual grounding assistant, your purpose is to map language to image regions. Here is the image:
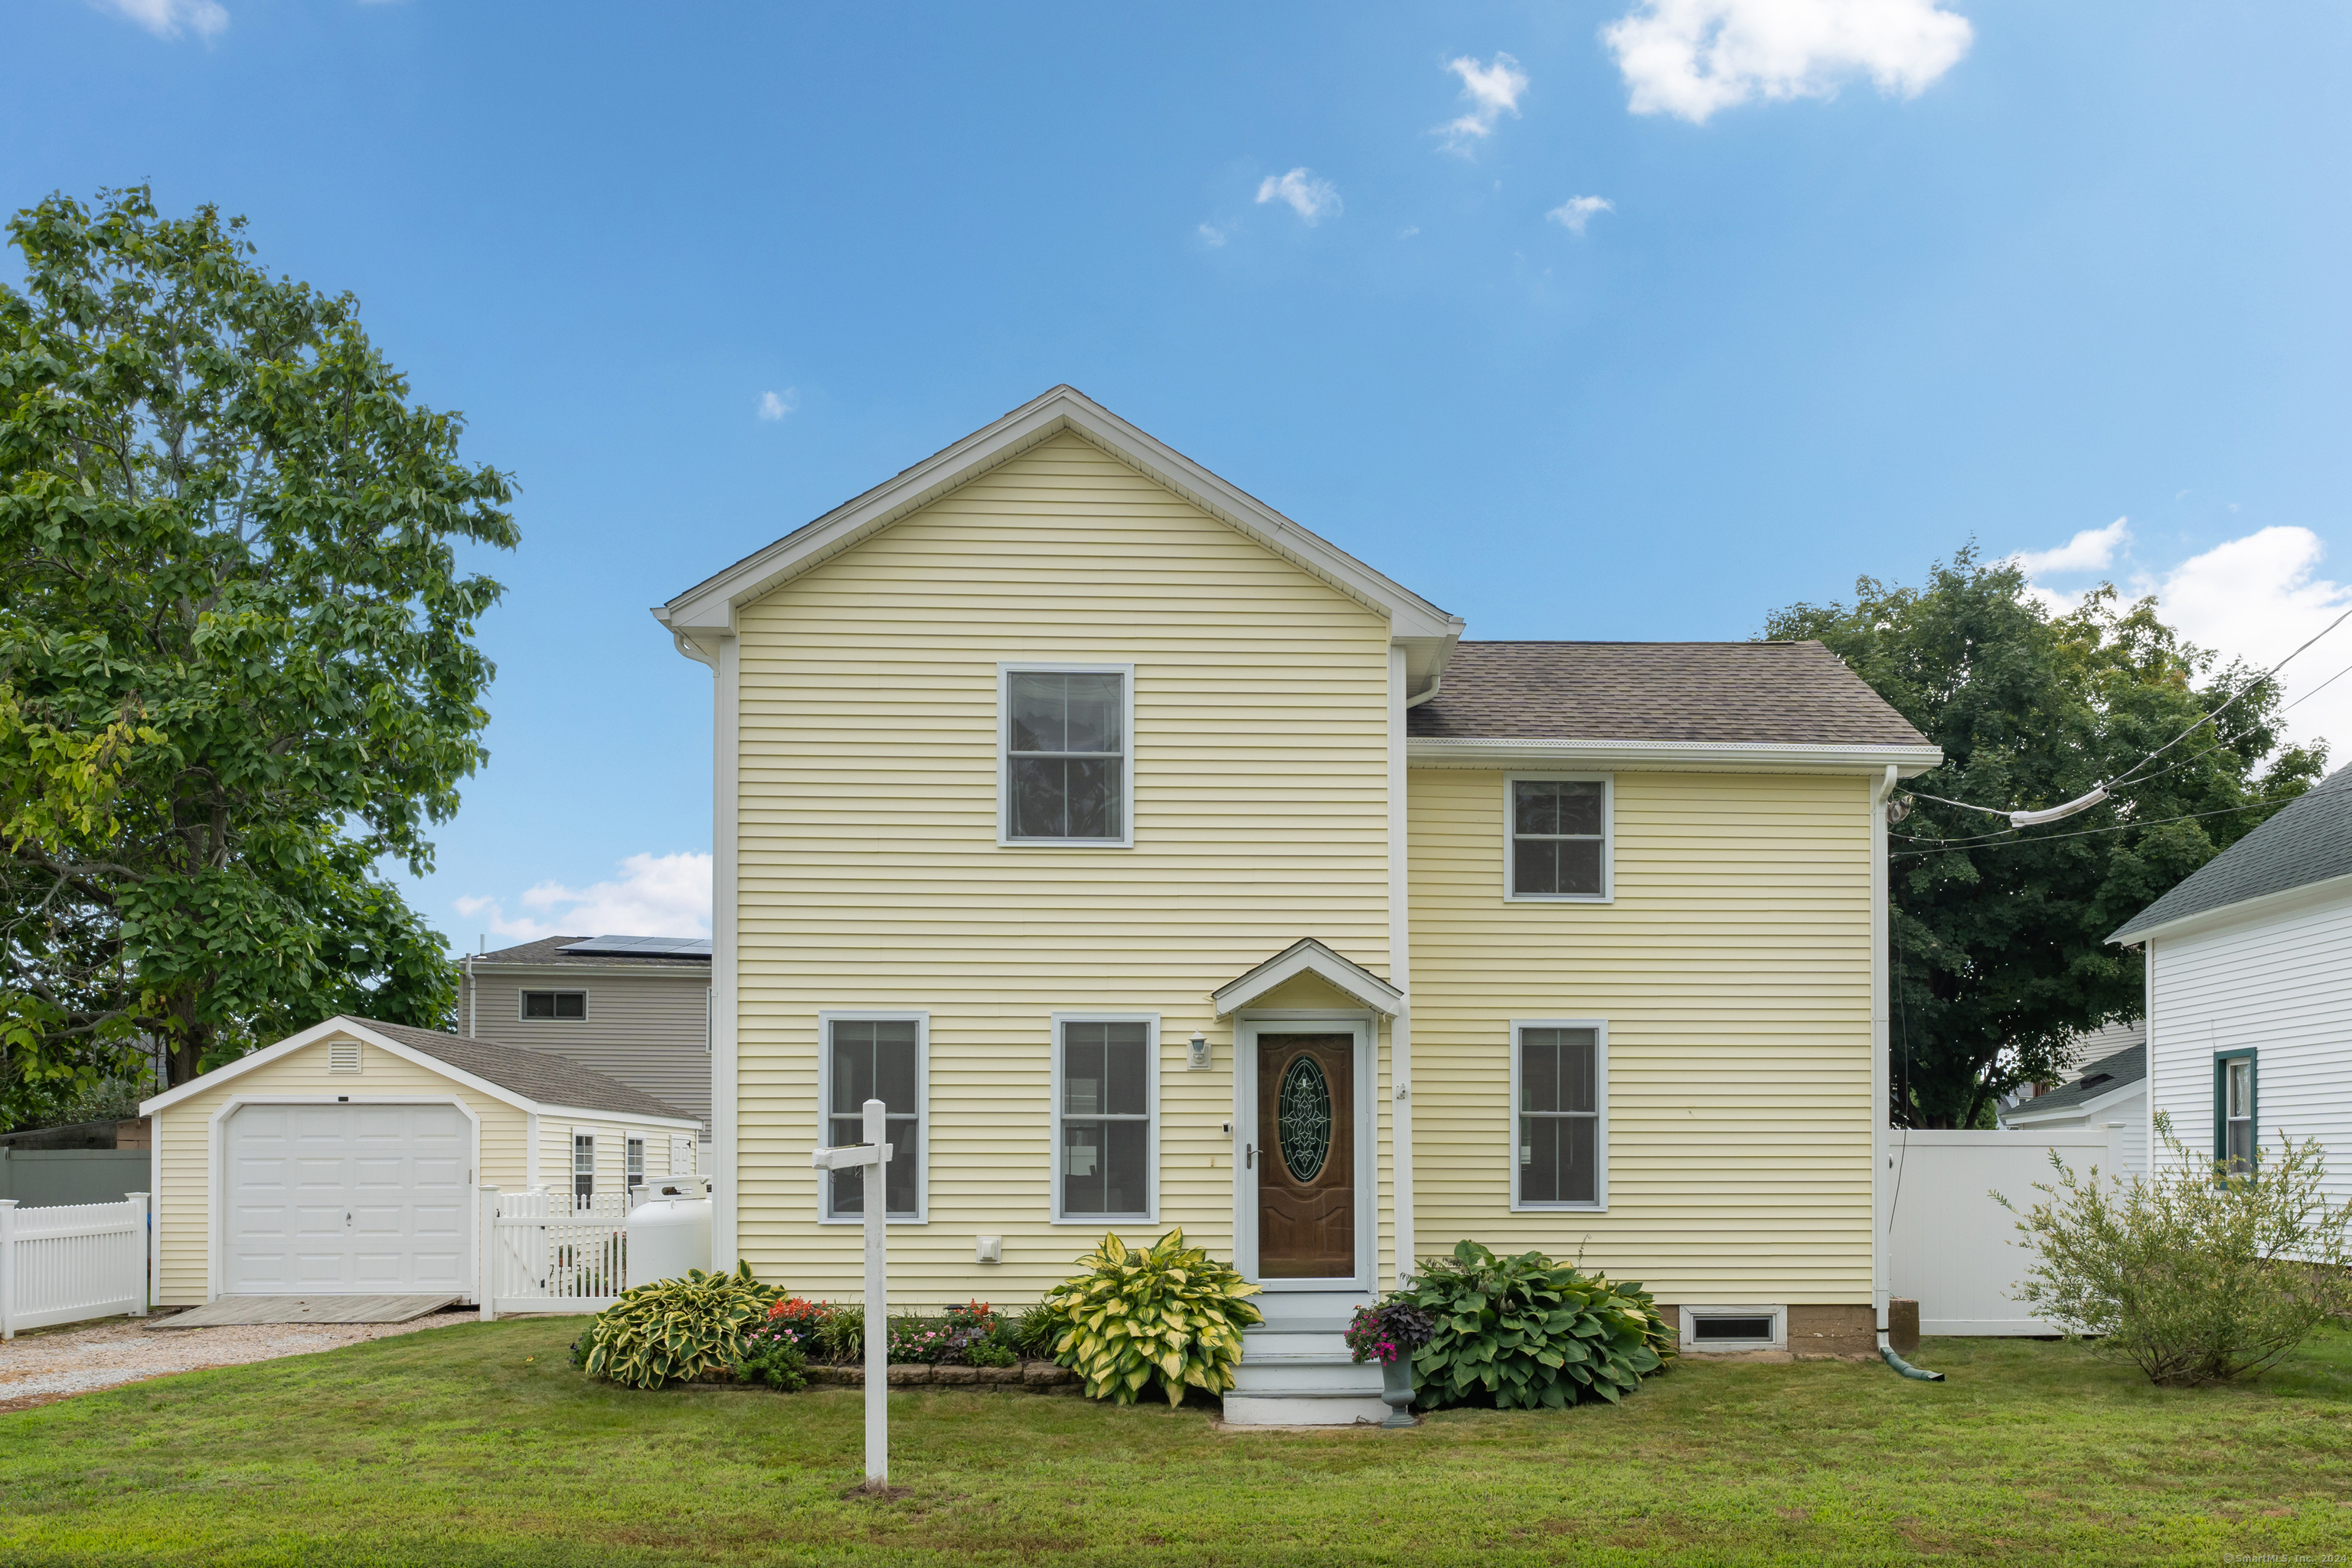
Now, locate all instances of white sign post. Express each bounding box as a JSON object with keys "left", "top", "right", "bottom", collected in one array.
[{"left": 811, "top": 1097, "right": 893, "bottom": 1486}]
